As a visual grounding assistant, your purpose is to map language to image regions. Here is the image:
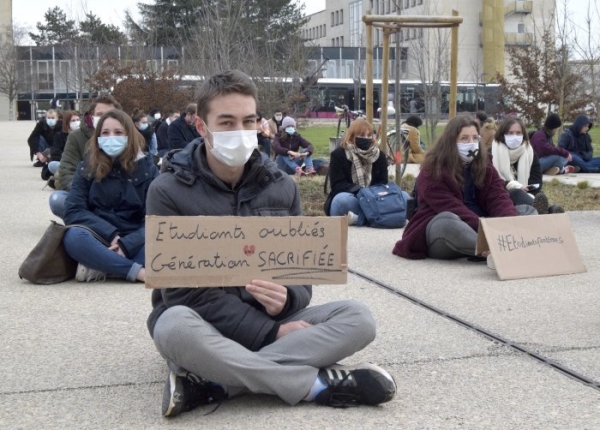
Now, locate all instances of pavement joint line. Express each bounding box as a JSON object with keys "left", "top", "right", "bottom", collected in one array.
[
  {"left": 0, "top": 380, "right": 163, "bottom": 397},
  {"left": 349, "top": 268, "right": 600, "bottom": 392}
]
